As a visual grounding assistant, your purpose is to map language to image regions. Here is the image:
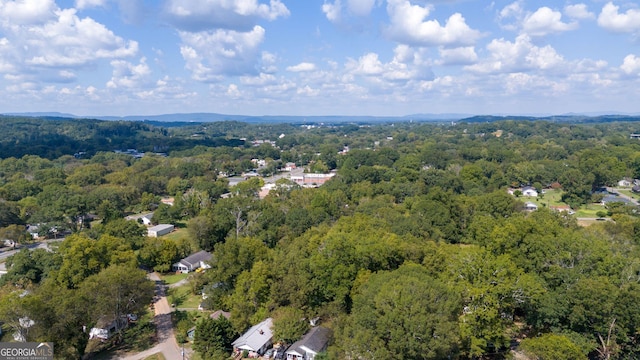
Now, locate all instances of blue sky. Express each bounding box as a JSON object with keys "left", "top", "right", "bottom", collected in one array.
[{"left": 1, "top": 0, "right": 640, "bottom": 117}]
